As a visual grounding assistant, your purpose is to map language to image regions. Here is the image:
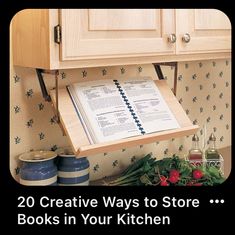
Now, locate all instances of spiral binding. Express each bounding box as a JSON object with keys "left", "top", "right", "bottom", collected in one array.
[{"left": 113, "top": 80, "right": 146, "bottom": 135}]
